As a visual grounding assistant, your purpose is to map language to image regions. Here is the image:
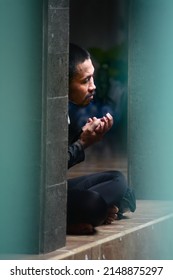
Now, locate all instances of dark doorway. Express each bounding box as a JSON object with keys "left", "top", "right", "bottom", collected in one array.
[{"left": 69, "top": 0, "right": 129, "bottom": 177}]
